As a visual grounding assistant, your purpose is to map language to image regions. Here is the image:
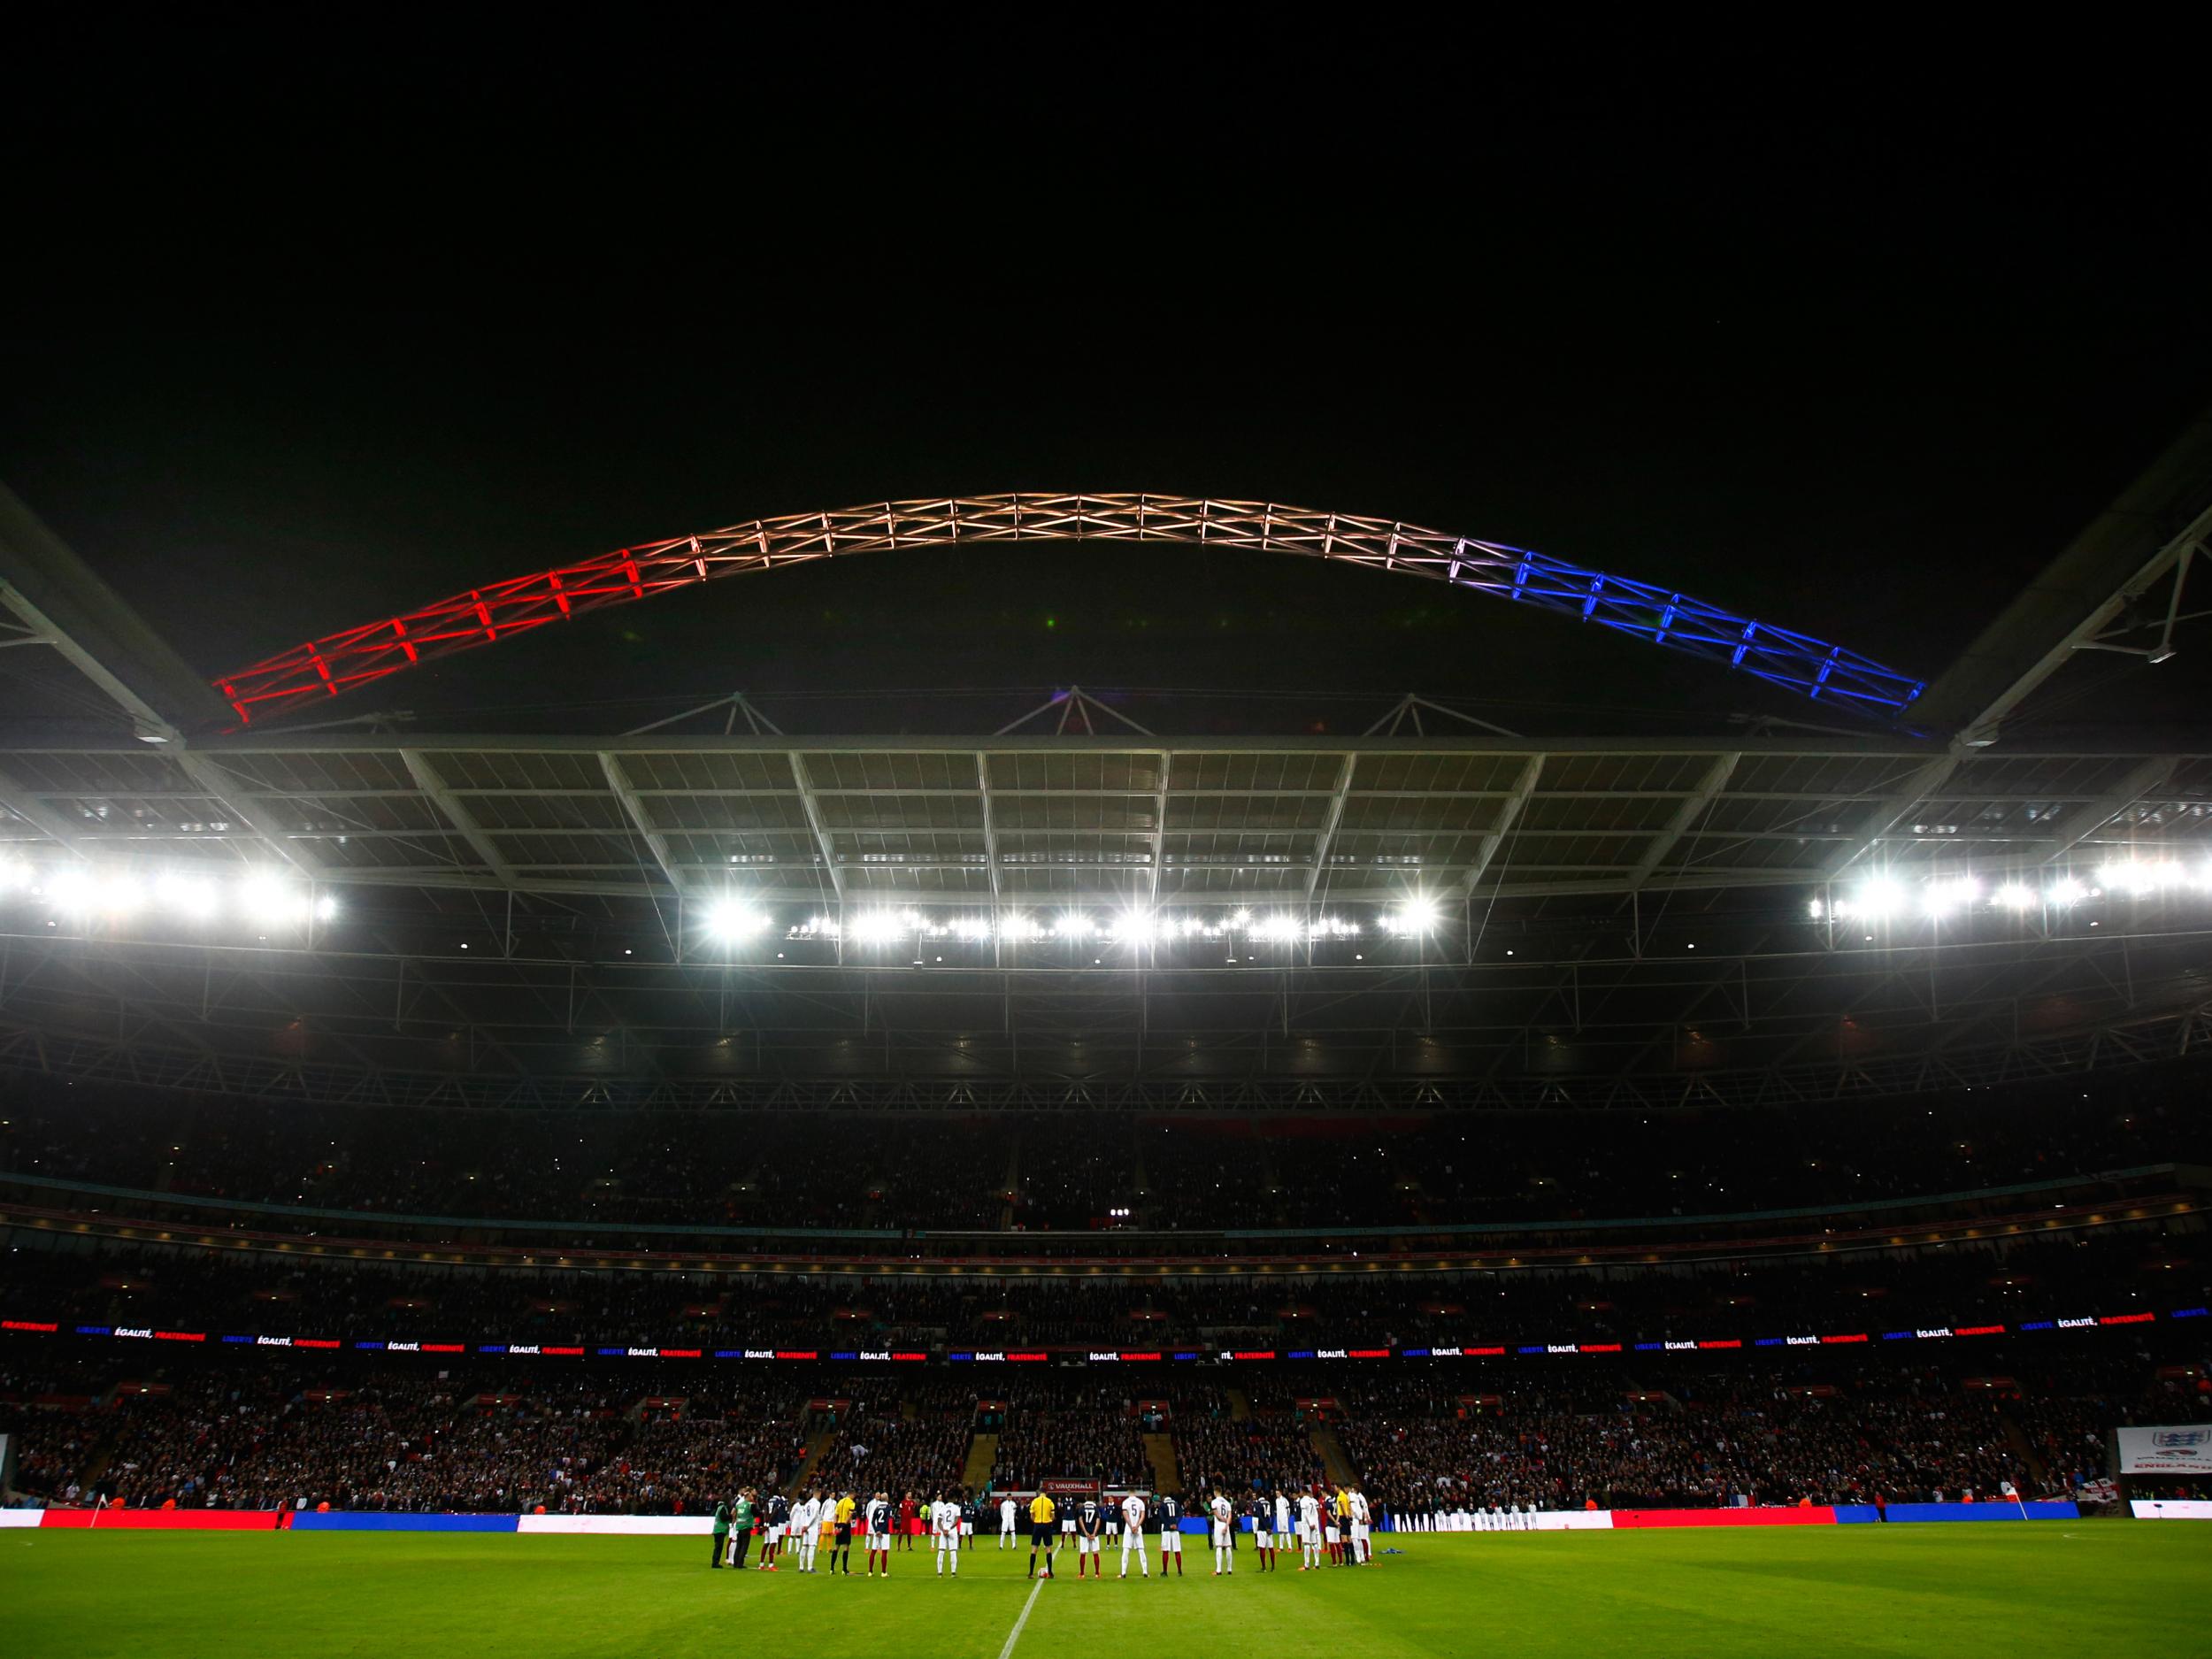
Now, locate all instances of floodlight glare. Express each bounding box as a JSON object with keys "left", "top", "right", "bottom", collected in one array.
[
  {"left": 2047, "top": 877, "right": 2087, "bottom": 908},
  {"left": 2101, "top": 860, "right": 2181, "bottom": 897},
  {"left": 236, "top": 871, "right": 317, "bottom": 926},
  {"left": 155, "top": 872, "right": 221, "bottom": 920},
  {"left": 1054, "top": 910, "right": 1095, "bottom": 939},
  {"left": 703, "top": 898, "right": 768, "bottom": 941},
  {"left": 1851, "top": 876, "right": 1907, "bottom": 921},
  {"left": 1921, "top": 876, "right": 1978, "bottom": 918},
  {"left": 849, "top": 909, "right": 906, "bottom": 944},
  {"left": 1992, "top": 882, "right": 2037, "bottom": 911},
  {"left": 42, "top": 868, "right": 99, "bottom": 914},
  {"left": 1109, "top": 910, "right": 1157, "bottom": 944},
  {"left": 1392, "top": 897, "right": 1442, "bottom": 934}
]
